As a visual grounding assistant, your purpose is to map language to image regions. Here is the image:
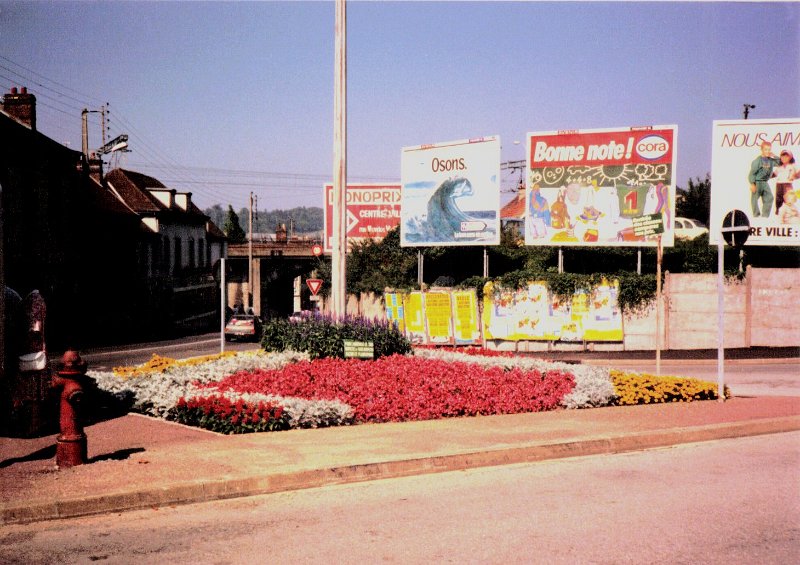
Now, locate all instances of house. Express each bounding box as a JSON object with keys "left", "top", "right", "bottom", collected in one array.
[
  {"left": 1, "top": 87, "right": 226, "bottom": 351},
  {"left": 500, "top": 190, "right": 526, "bottom": 238},
  {"left": 104, "top": 168, "right": 227, "bottom": 330}
]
